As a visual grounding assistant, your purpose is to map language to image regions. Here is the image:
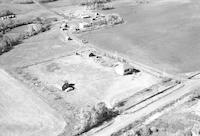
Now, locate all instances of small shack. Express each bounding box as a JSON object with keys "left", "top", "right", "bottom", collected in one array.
[{"left": 114, "top": 63, "right": 139, "bottom": 76}]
